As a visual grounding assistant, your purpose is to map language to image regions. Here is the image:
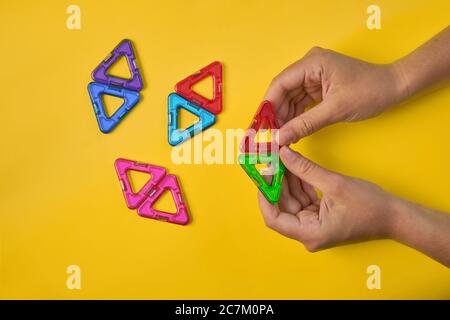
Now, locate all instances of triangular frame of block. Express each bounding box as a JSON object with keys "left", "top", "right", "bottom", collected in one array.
[
  {"left": 87, "top": 82, "right": 140, "bottom": 133},
  {"left": 137, "top": 174, "right": 190, "bottom": 225},
  {"left": 241, "top": 100, "right": 279, "bottom": 154},
  {"left": 92, "top": 39, "right": 144, "bottom": 91},
  {"left": 238, "top": 153, "right": 285, "bottom": 204},
  {"left": 114, "top": 158, "right": 167, "bottom": 209},
  {"left": 168, "top": 93, "right": 215, "bottom": 146},
  {"left": 175, "top": 61, "right": 223, "bottom": 115}
]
